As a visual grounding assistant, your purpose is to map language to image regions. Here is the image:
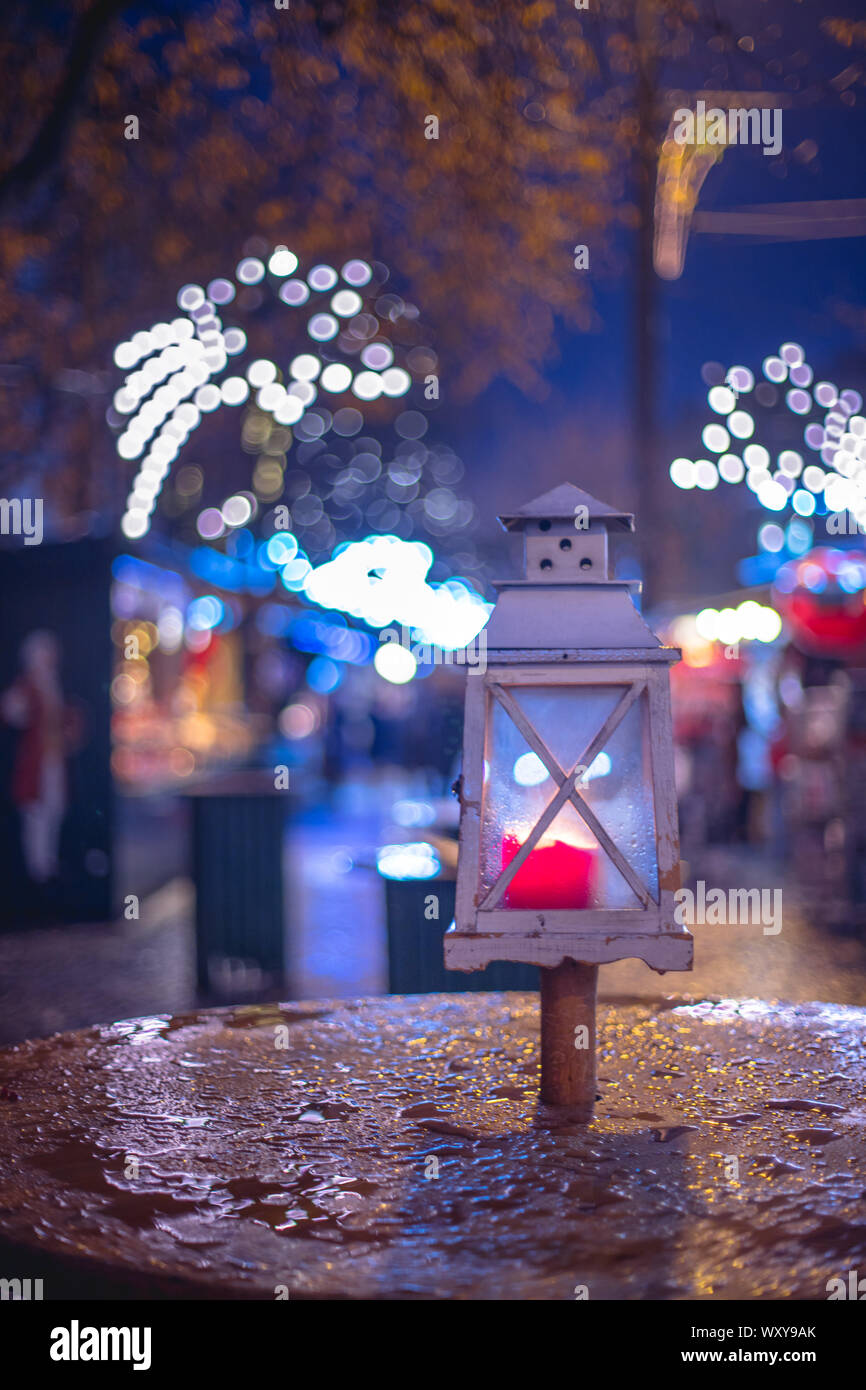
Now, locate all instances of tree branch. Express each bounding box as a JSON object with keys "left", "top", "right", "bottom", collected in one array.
[{"left": 0, "top": 0, "right": 132, "bottom": 208}]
